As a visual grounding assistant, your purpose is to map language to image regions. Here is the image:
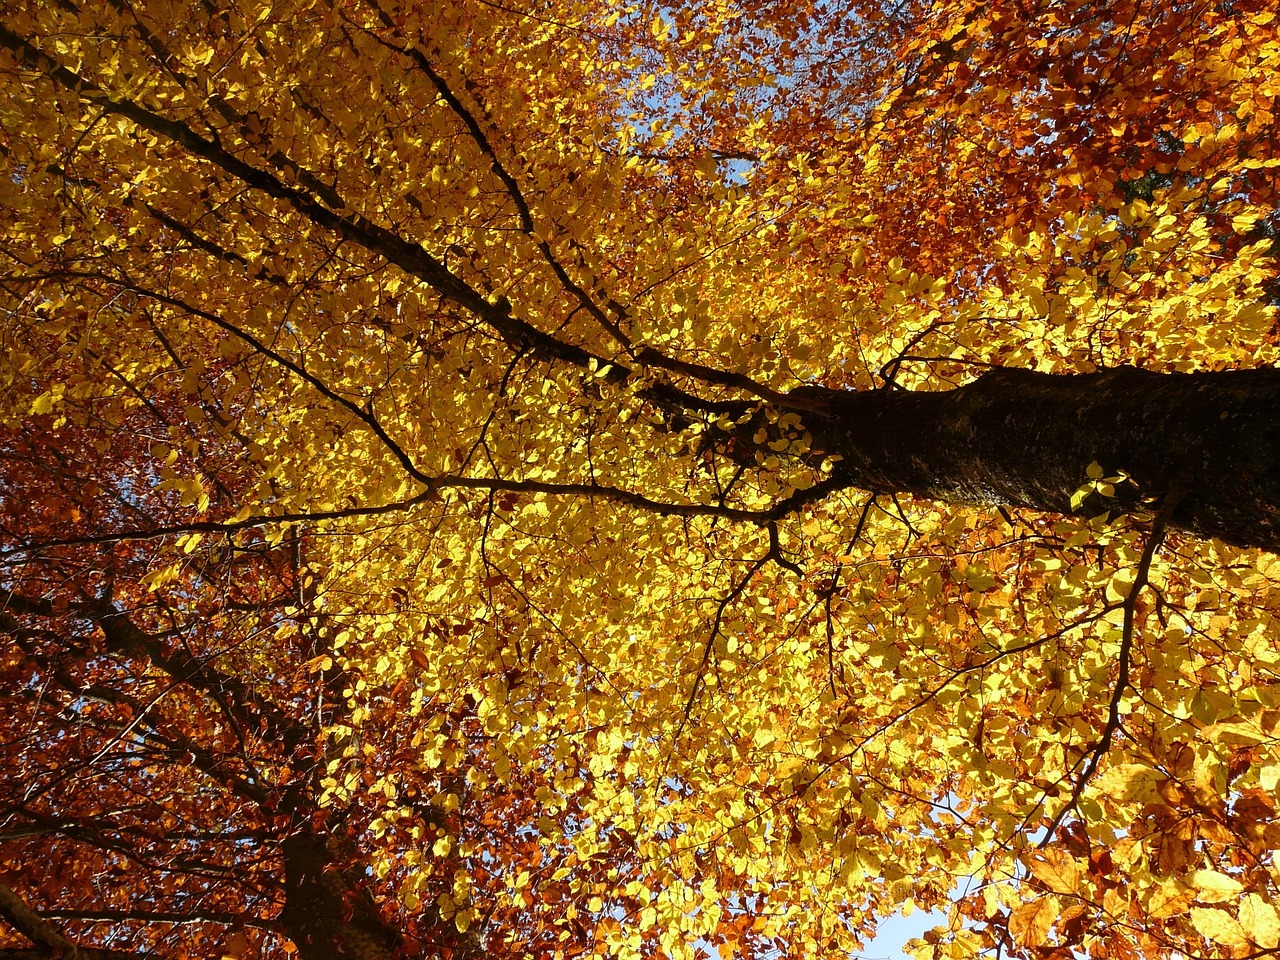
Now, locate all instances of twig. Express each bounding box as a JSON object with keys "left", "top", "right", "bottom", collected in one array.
[
  {"left": 823, "top": 495, "right": 876, "bottom": 695},
  {"left": 1038, "top": 478, "right": 1187, "bottom": 847},
  {"left": 674, "top": 551, "right": 772, "bottom": 743}
]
